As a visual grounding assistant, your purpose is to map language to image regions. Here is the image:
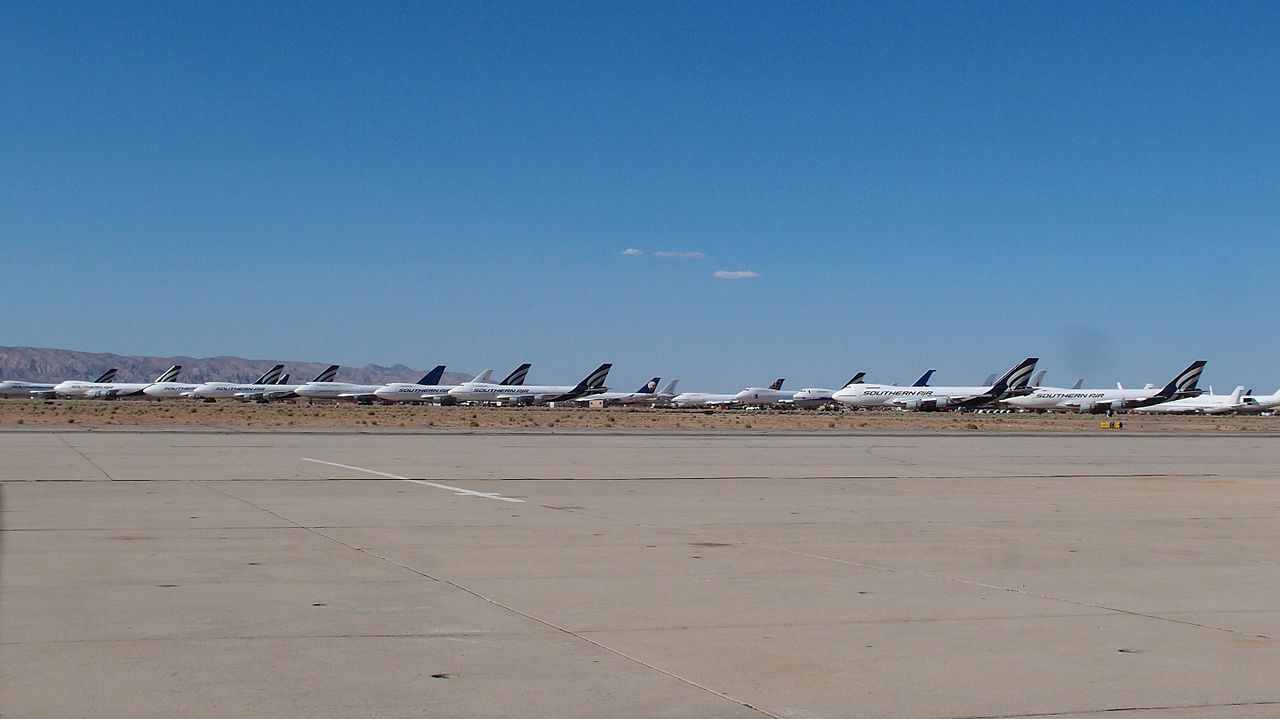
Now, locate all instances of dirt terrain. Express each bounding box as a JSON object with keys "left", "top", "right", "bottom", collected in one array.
[{"left": 0, "top": 399, "right": 1275, "bottom": 432}]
